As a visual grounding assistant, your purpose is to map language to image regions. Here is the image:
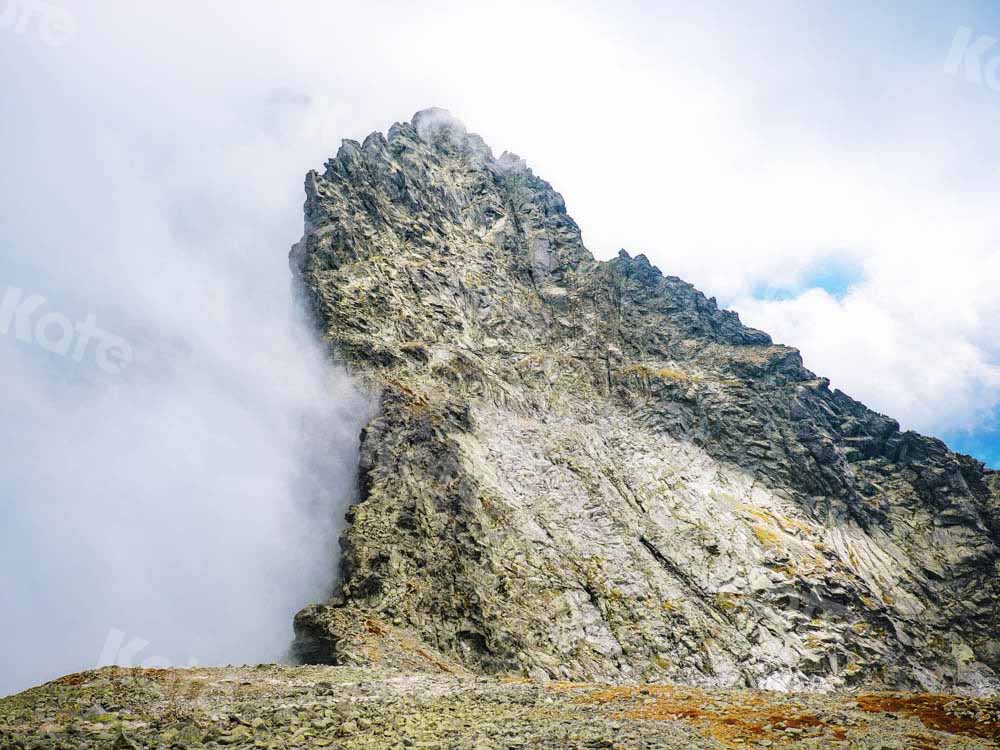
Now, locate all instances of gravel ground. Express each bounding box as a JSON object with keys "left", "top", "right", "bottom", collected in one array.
[{"left": 2, "top": 665, "right": 998, "bottom": 749}]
